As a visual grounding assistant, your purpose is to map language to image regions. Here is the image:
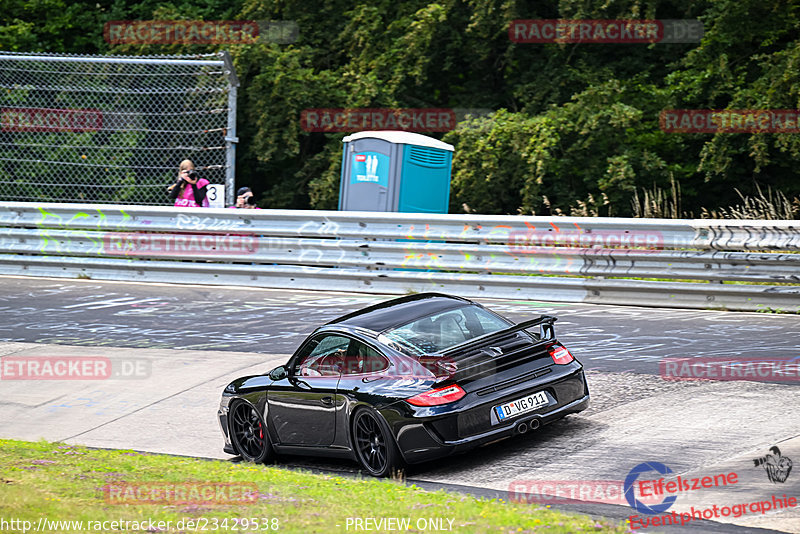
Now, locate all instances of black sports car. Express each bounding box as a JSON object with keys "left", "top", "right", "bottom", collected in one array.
[{"left": 218, "top": 293, "right": 589, "bottom": 476}]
